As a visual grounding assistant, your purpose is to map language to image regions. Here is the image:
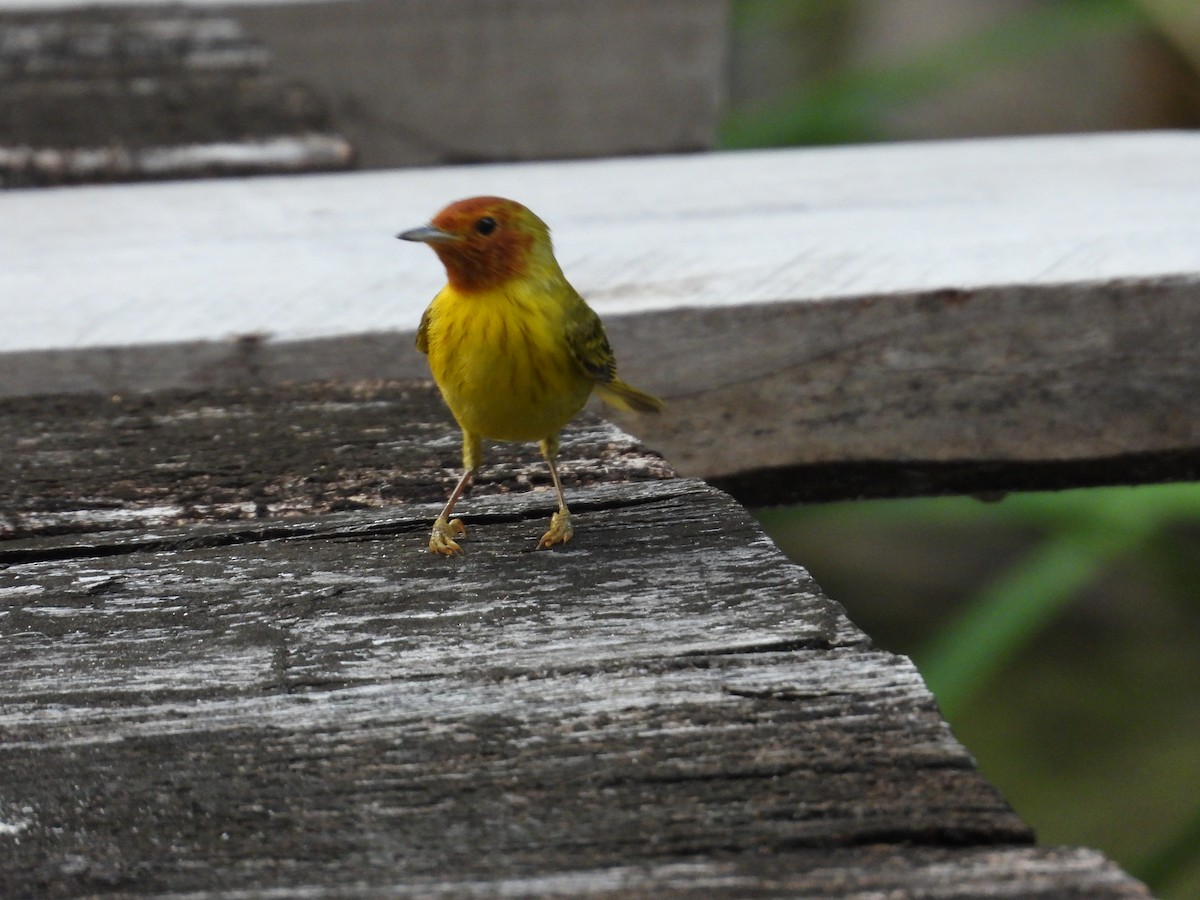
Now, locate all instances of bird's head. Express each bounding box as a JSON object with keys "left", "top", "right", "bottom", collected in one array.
[{"left": 398, "top": 196, "right": 559, "bottom": 292}]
